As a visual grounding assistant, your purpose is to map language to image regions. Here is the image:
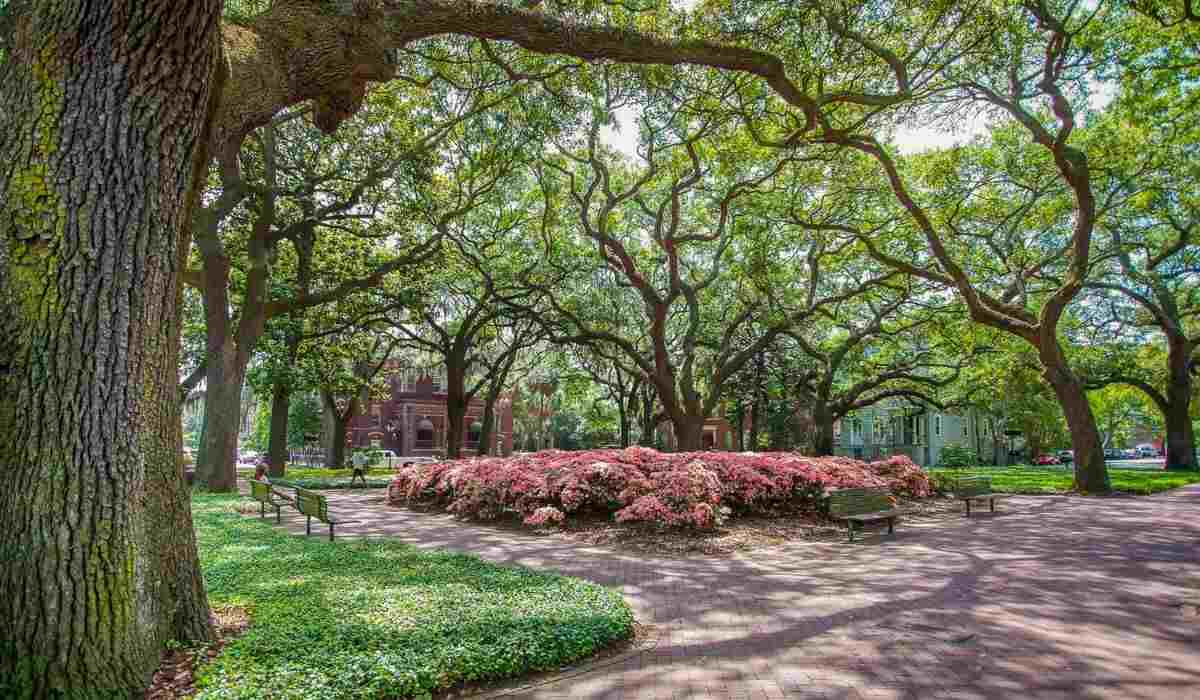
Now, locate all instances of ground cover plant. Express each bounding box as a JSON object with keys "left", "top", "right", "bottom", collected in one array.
[
  {"left": 928, "top": 467, "right": 1200, "bottom": 496},
  {"left": 388, "top": 448, "right": 932, "bottom": 528},
  {"left": 191, "top": 494, "right": 633, "bottom": 699}
]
